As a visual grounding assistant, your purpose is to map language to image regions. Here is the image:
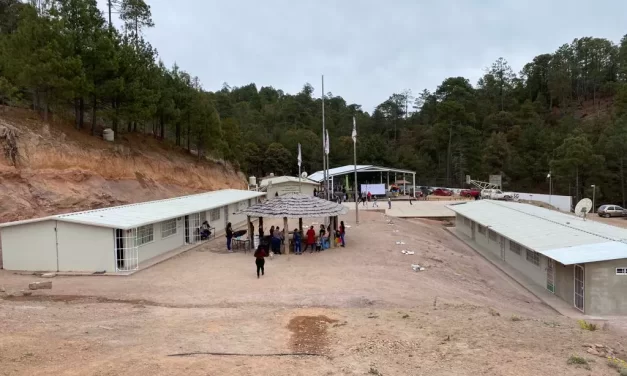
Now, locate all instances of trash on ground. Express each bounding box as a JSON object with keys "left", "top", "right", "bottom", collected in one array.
[
  {"left": 411, "top": 264, "right": 426, "bottom": 272},
  {"left": 395, "top": 241, "right": 406, "bottom": 245}
]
